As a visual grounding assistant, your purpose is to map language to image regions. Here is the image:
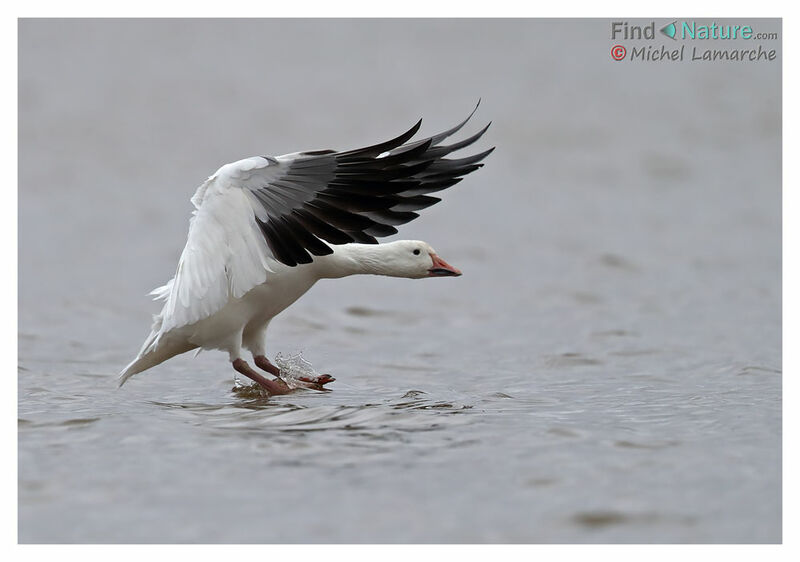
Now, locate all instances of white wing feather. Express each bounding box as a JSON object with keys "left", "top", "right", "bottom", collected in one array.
[{"left": 156, "top": 157, "right": 285, "bottom": 337}]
